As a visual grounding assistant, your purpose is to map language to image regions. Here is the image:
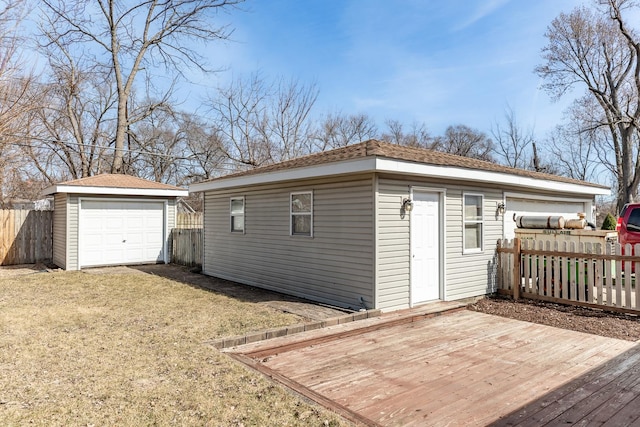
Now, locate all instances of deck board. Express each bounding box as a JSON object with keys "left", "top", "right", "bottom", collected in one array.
[{"left": 231, "top": 310, "right": 639, "bottom": 426}]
